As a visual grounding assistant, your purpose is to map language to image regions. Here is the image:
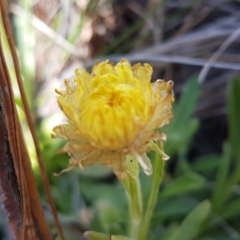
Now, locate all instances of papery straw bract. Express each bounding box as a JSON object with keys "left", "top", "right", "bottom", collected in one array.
[{"left": 52, "top": 59, "right": 174, "bottom": 178}]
